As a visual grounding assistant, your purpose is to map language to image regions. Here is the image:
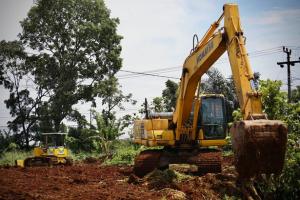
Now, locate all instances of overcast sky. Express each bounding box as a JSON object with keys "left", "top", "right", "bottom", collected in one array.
[{"left": 0, "top": 0, "right": 300, "bottom": 129}]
